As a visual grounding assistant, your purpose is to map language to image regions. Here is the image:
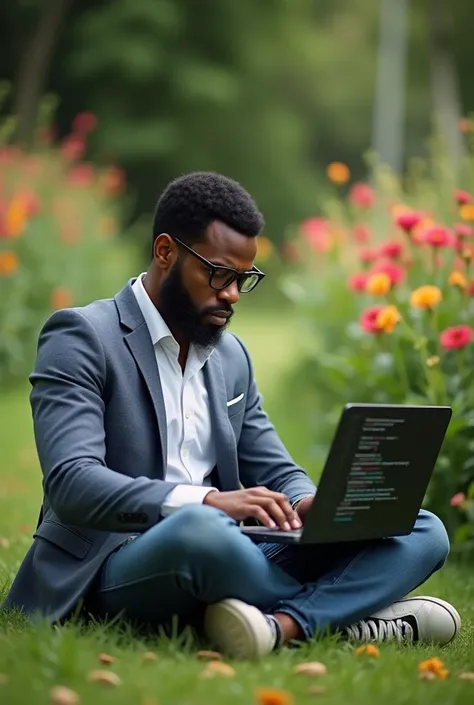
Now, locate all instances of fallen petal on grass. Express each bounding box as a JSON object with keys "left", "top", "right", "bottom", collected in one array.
[
  {"left": 255, "top": 687, "right": 294, "bottom": 705},
  {"left": 293, "top": 662, "right": 327, "bottom": 677},
  {"left": 87, "top": 670, "right": 121, "bottom": 686},
  {"left": 49, "top": 685, "right": 81, "bottom": 705},
  {"left": 307, "top": 686, "right": 327, "bottom": 696},
  {"left": 0, "top": 674, "right": 8, "bottom": 684},
  {"left": 354, "top": 644, "right": 380, "bottom": 658},
  {"left": 199, "top": 661, "right": 236, "bottom": 678},
  {"left": 419, "top": 671, "right": 438, "bottom": 681},
  {"left": 141, "top": 651, "right": 158, "bottom": 662},
  {"left": 98, "top": 653, "right": 116, "bottom": 665},
  {"left": 196, "top": 650, "right": 222, "bottom": 661},
  {"left": 458, "top": 672, "right": 474, "bottom": 681},
  {"left": 0, "top": 538, "right": 10, "bottom": 548}
]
